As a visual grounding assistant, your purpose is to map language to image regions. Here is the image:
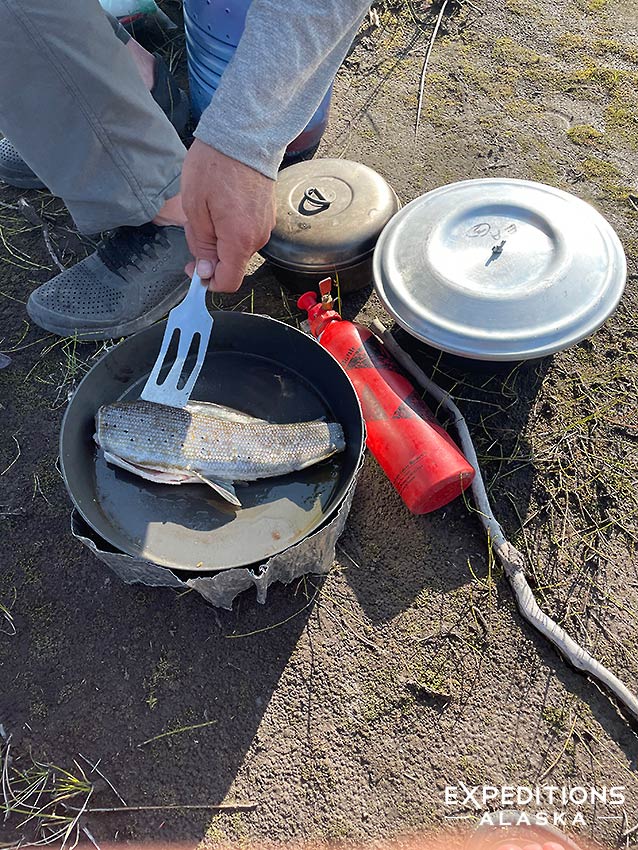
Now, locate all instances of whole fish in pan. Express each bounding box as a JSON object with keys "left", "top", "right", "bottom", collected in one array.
[{"left": 95, "top": 400, "right": 345, "bottom": 507}]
